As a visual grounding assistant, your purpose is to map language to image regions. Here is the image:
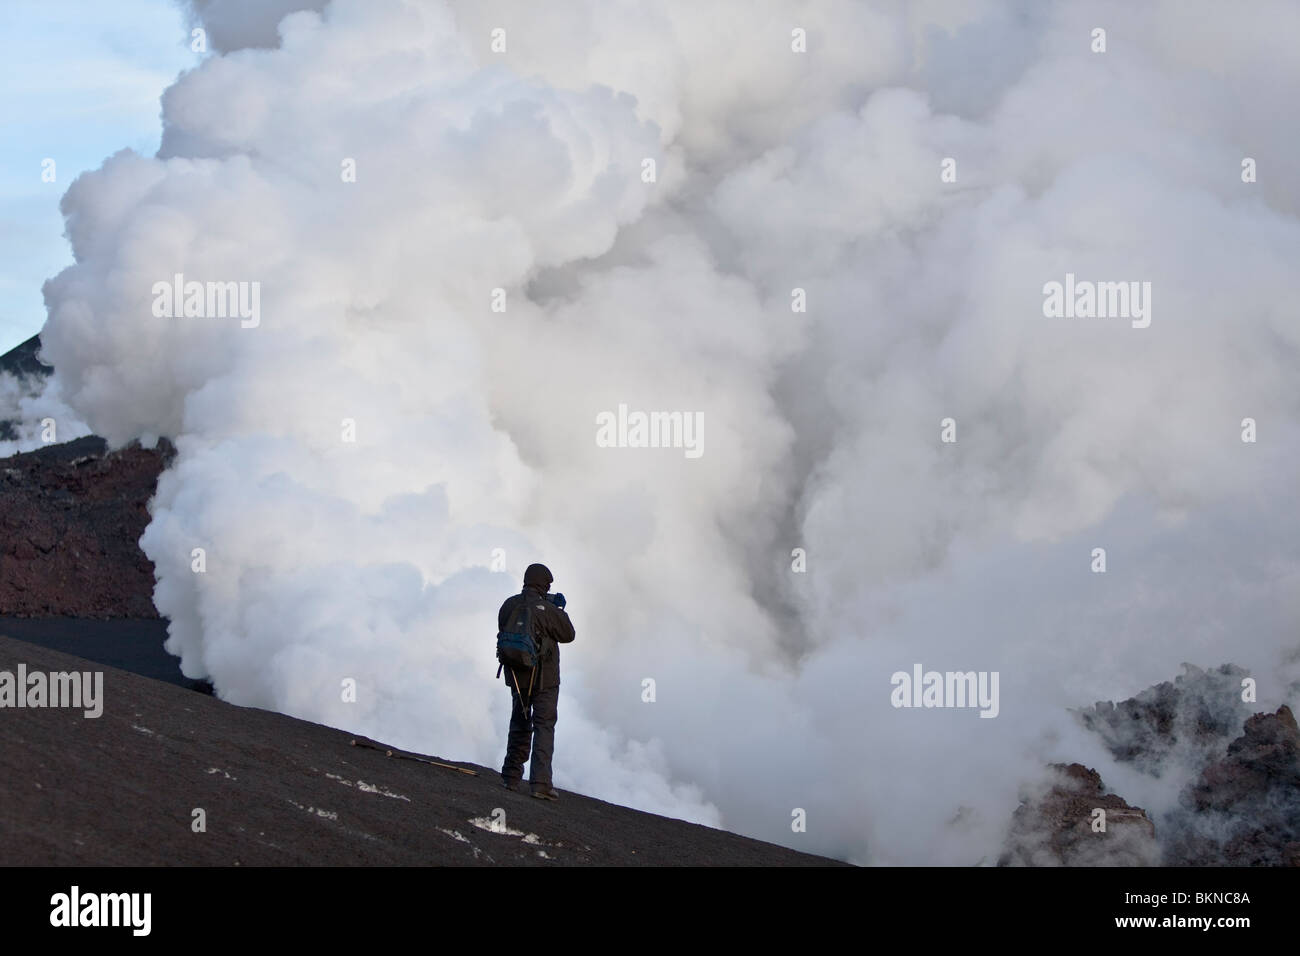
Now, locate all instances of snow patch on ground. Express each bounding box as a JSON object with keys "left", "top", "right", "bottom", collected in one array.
[
  {"left": 468, "top": 817, "right": 549, "bottom": 848},
  {"left": 438, "top": 828, "right": 482, "bottom": 859},
  {"left": 286, "top": 799, "right": 338, "bottom": 821},
  {"left": 357, "top": 780, "right": 410, "bottom": 801},
  {"left": 470, "top": 816, "right": 525, "bottom": 836},
  {"left": 324, "top": 772, "right": 409, "bottom": 801}
]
